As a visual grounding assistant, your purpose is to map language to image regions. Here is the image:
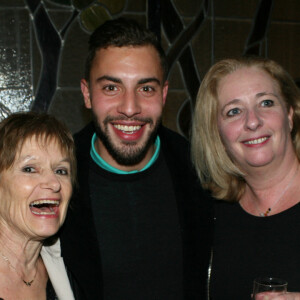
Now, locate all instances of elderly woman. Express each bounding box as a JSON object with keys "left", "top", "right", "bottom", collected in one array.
[
  {"left": 0, "top": 112, "right": 81, "bottom": 299},
  {"left": 191, "top": 57, "right": 300, "bottom": 299}
]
